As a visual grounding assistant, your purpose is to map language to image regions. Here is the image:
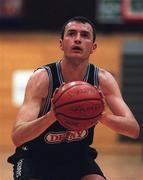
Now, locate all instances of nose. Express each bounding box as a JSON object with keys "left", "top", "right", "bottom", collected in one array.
[{"left": 74, "top": 33, "right": 81, "bottom": 44}]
